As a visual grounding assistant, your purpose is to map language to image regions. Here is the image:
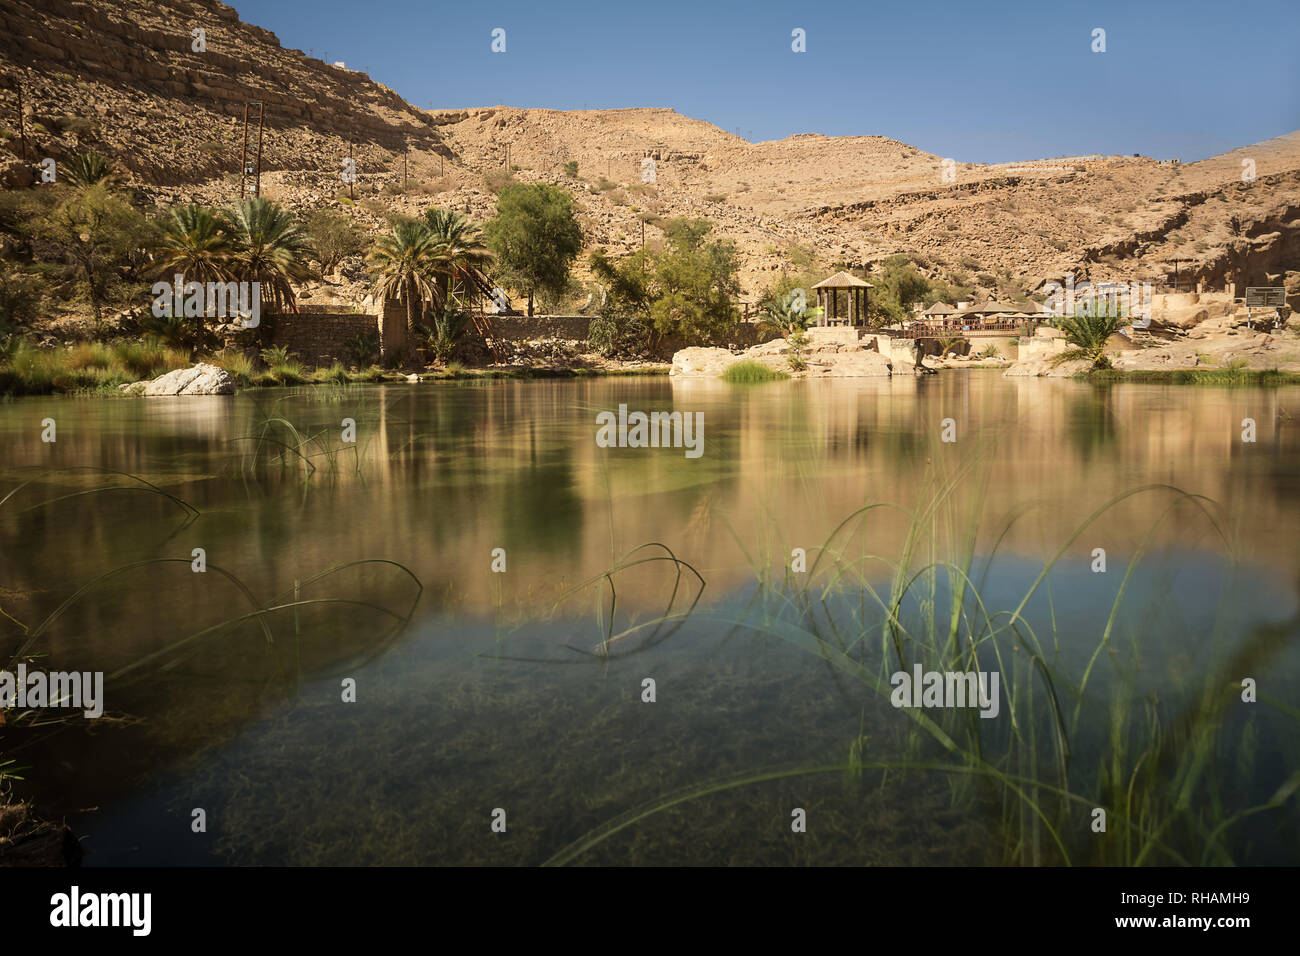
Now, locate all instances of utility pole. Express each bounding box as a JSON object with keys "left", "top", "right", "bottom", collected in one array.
[
  {"left": 241, "top": 101, "right": 264, "bottom": 199},
  {"left": 348, "top": 140, "right": 354, "bottom": 200},
  {"left": 240, "top": 103, "right": 250, "bottom": 198},
  {"left": 640, "top": 218, "right": 645, "bottom": 247},
  {"left": 14, "top": 76, "right": 28, "bottom": 162},
  {"left": 254, "top": 101, "right": 264, "bottom": 197},
  {"left": 403, "top": 144, "right": 408, "bottom": 191}
]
